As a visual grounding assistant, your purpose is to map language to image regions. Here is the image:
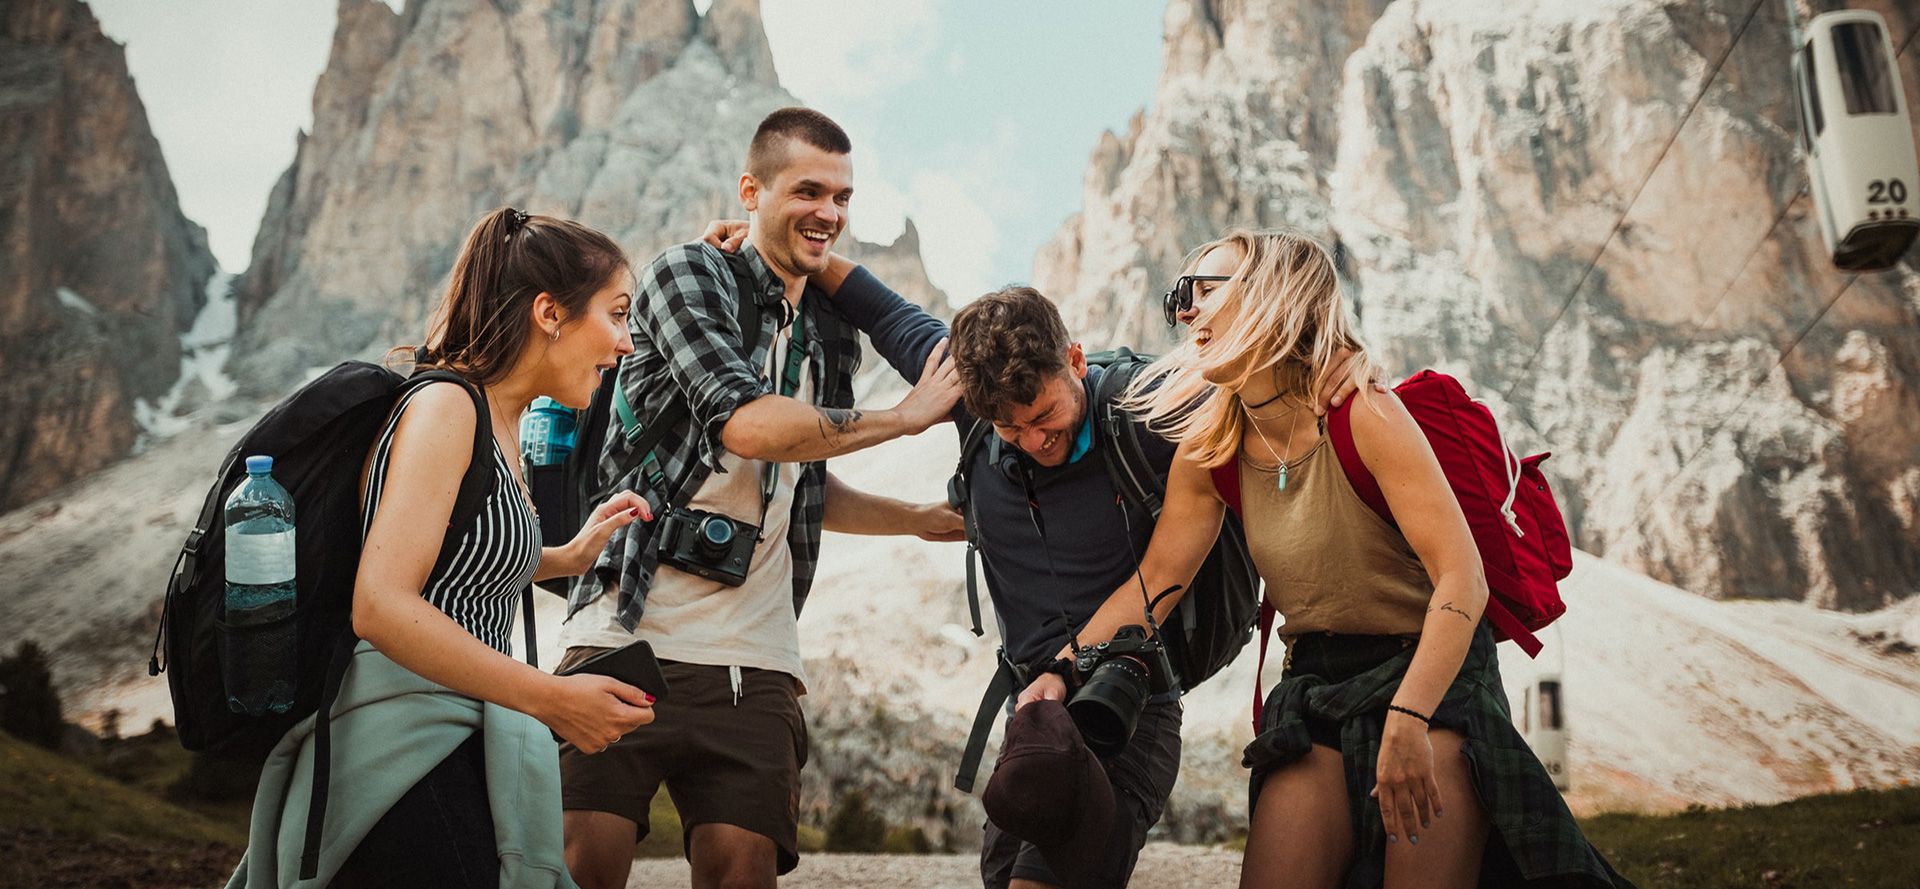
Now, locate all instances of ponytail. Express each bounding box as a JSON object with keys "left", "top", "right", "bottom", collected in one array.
[{"left": 396, "top": 207, "right": 628, "bottom": 383}]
